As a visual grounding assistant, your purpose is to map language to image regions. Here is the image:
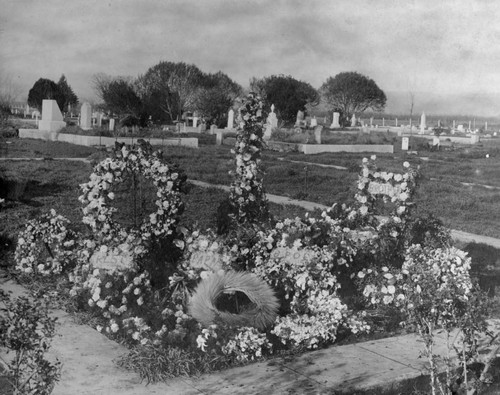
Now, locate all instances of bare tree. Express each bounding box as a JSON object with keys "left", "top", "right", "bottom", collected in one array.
[{"left": 0, "top": 71, "right": 22, "bottom": 123}]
